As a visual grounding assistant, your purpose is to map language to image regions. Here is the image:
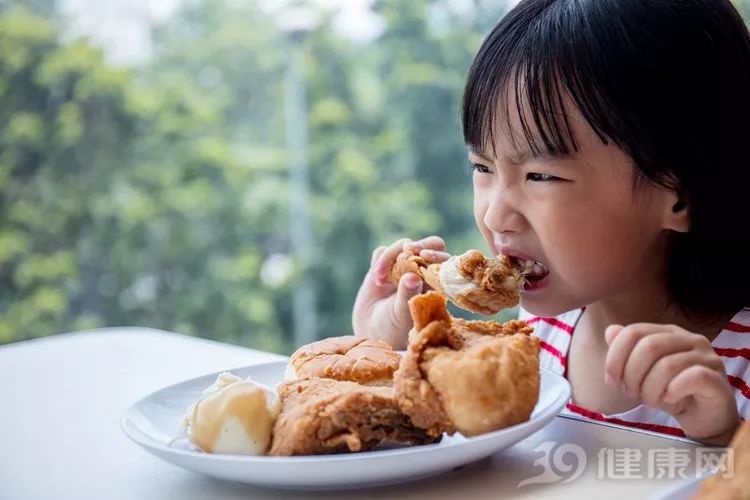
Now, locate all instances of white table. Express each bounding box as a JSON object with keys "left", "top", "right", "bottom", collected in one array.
[{"left": 0, "top": 329, "right": 706, "bottom": 500}]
